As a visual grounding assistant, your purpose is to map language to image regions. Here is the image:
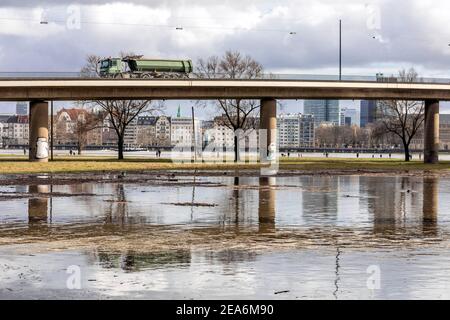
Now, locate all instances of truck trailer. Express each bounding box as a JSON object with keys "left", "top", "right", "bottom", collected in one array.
[{"left": 98, "top": 56, "right": 193, "bottom": 79}]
